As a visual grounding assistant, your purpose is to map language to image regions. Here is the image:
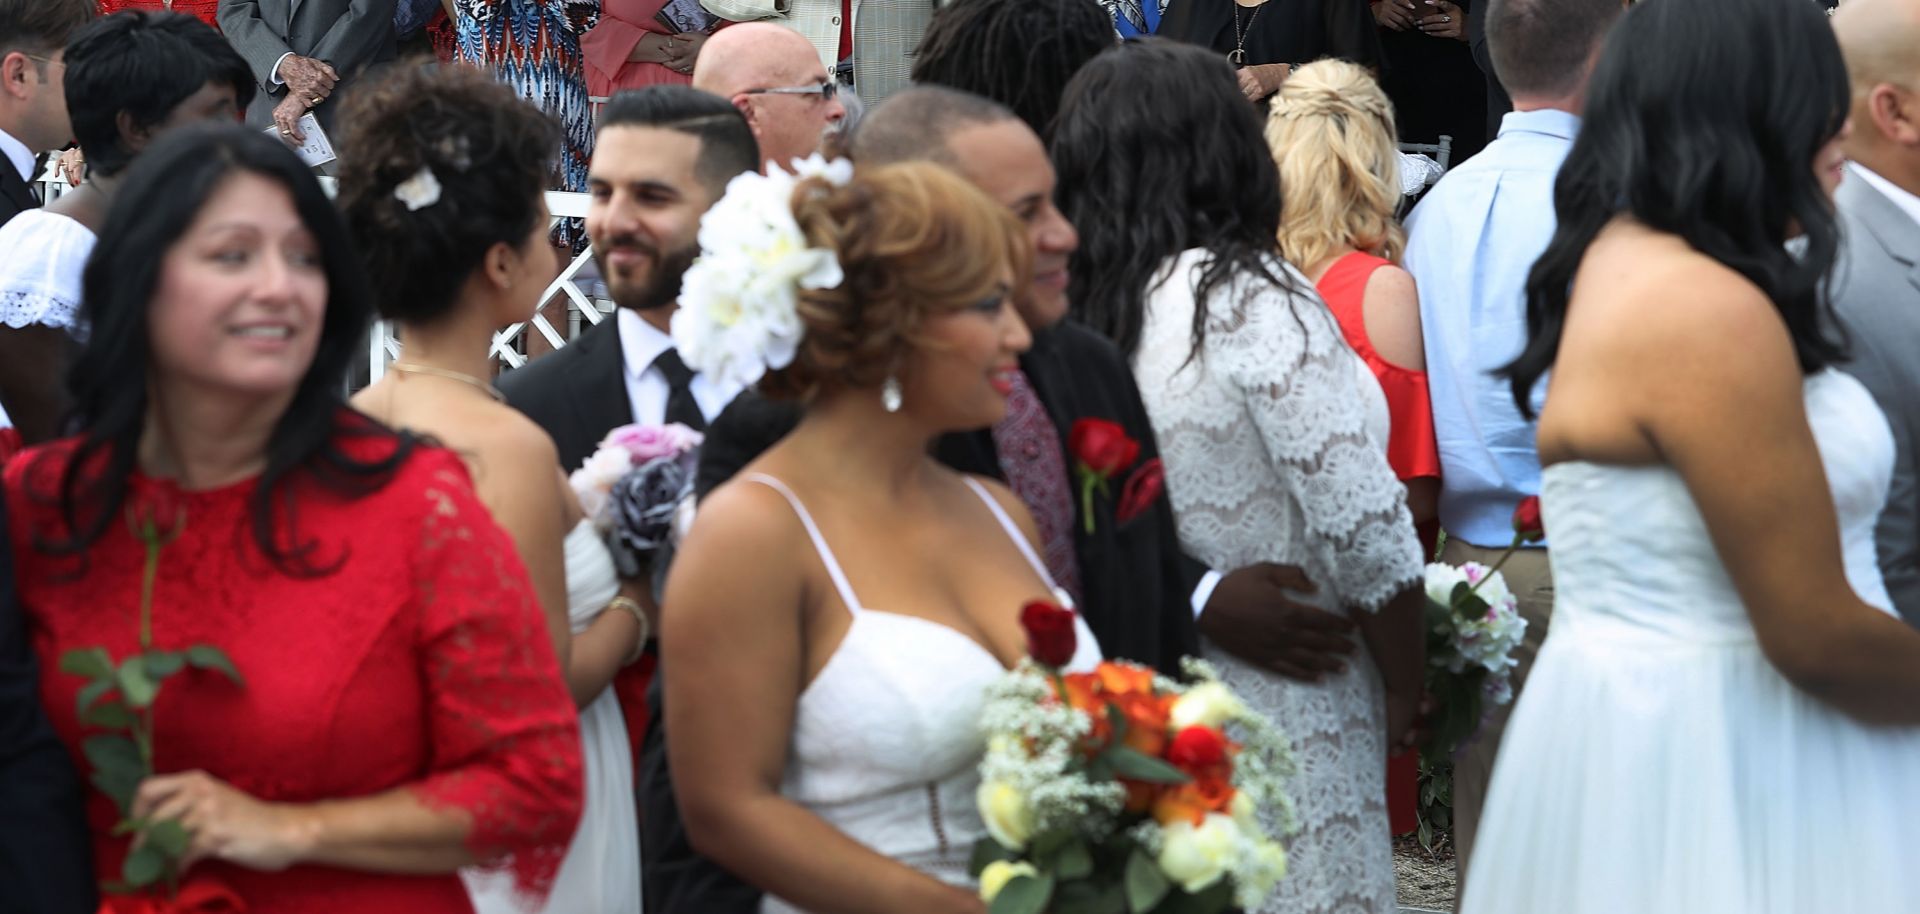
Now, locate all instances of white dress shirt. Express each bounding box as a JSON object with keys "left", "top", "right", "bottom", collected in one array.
[
  {"left": 0, "top": 126, "right": 35, "bottom": 184},
  {"left": 617, "top": 307, "right": 739, "bottom": 425},
  {"left": 1850, "top": 162, "right": 1920, "bottom": 231}
]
